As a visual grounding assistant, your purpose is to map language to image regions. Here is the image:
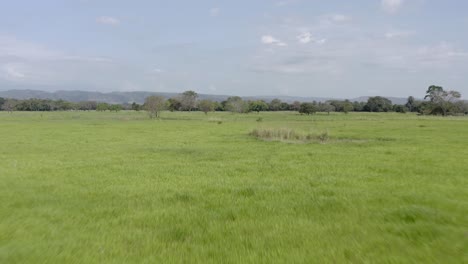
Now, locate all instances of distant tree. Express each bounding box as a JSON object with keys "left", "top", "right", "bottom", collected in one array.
[
  {"left": 328, "top": 100, "right": 344, "bottom": 112},
  {"left": 249, "top": 100, "right": 269, "bottom": 113},
  {"left": 96, "top": 103, "right": 109, "bottom": 111},
  {"left": 454, "top": 101, "right": 468, "bottom": 115},
  {"left": 424, "top": 85, "right": 461, "bottom": 116},
  {"left": 180, "top": 90, "right": 198, "bottom": 111},
  {"left": 299, "top": 102, "right": 317, "bottom": 115},
  {"left": 280, "top": 102, "right": 290, "bottom": 111},
  {"left": 214, "top": 101, "right": 224, "bottom": 111},
  {"left": 54, "top": 100, "right": 74, "bottom": 111},
  {"left": 1, "top": 99, "right": 17, "bottom": 113},
  {"left": 352, "top": 101, "right": 366, "bottom": 112},
  {"left": 167, "top": 98, "right": 182, "bottom": 112},
  {"left": 226, "top": 96, "right": 248, "bottom": 113},
  {"left": 342, "top": 100, "right": 354, "bottom": 114},
  {"left": 145, "top": 96, "right": 166, "bottom": 118},
  {"left": 405, "top": 96, "right": 416, "bottom": 112},
  {"left": 269, "top": 99, "right": 282, "bottom": 111},
  {"left": 364, "top": 96, "right": 392, "bottom": 112},
  {"left": 393, "top": 104, "right": 408, "bottom": 113},
  {"left": 319, "top": 102, "right": 335, "bottom": 115},
  {"left": 0, "top": 97, "right": 5, "bottom": 110},
  {"left": 78, "top": 101, "right": 97, "bottom": 111},
  {"left": 291, "top": 101, "right": 301, "bottom": 112},
  {"left": 198, "top": 99, "right": 215, "bottom": 114},
  {"left": 131, "top": 102, "right": 142, "bottom": 111},
  {"left": 109, "top": 104, "right": 122, "bottom": 112}
]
